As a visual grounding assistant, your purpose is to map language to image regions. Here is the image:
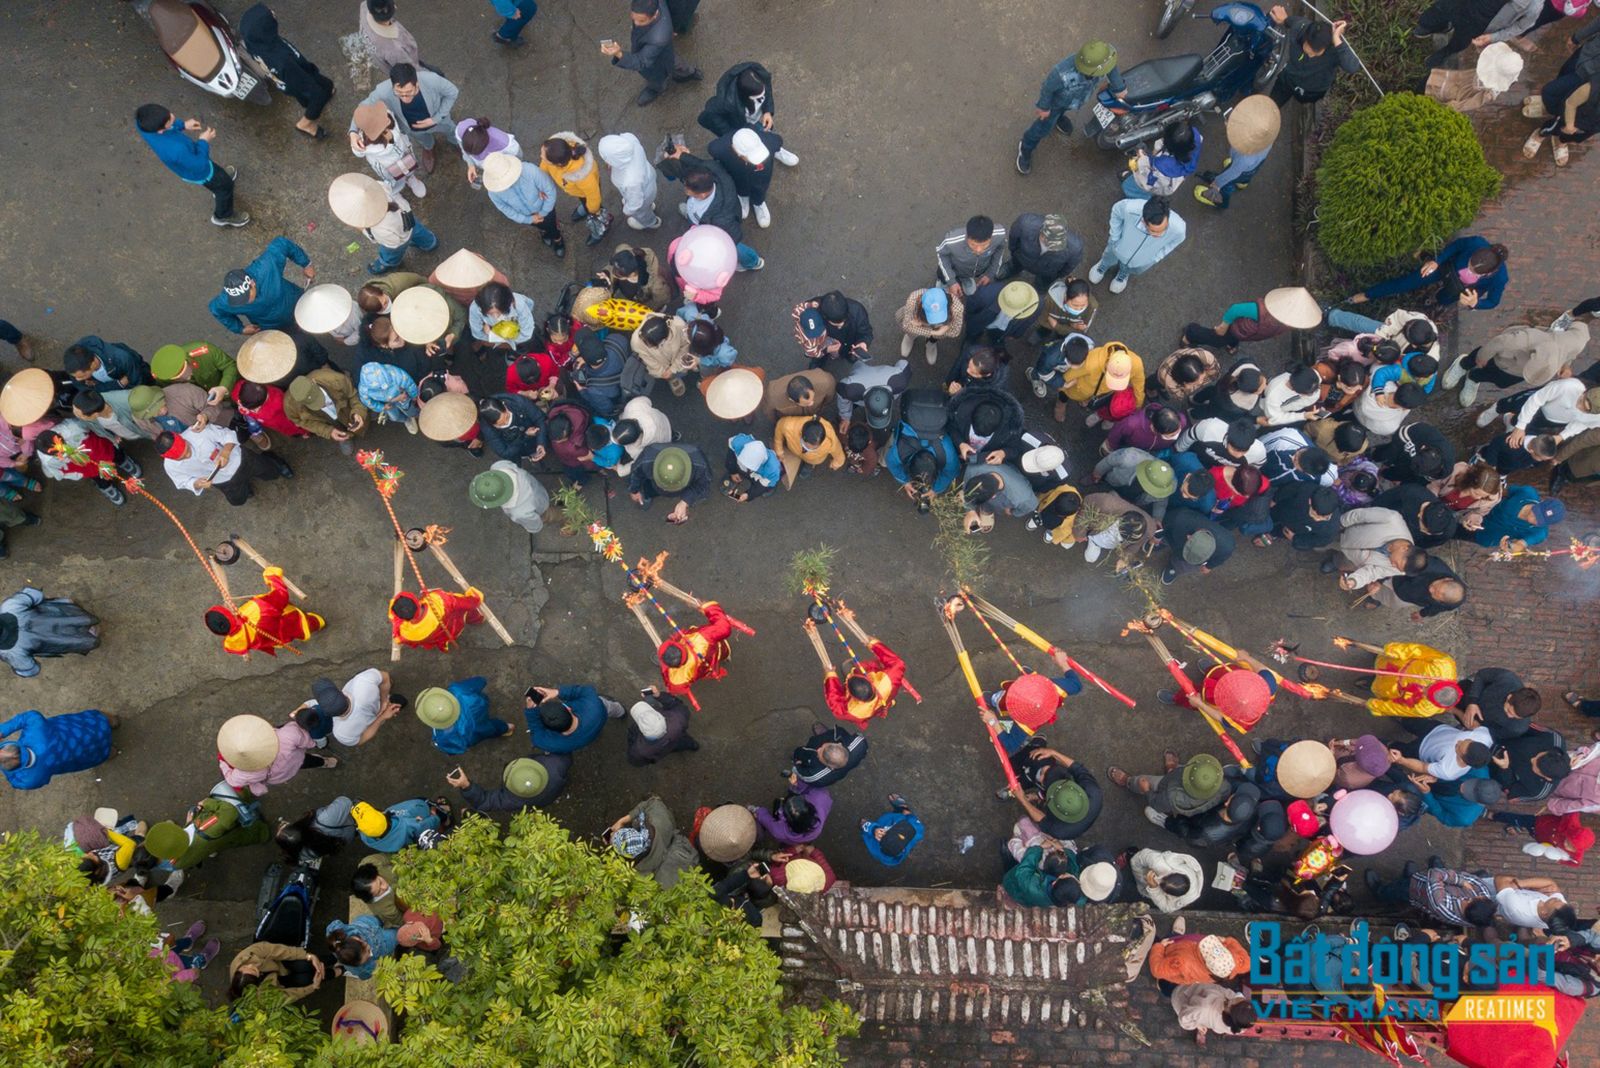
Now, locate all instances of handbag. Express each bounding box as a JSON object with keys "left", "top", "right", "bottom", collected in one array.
[{"left": 385, "top": 153, "right": 419, "bottom": 180}]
